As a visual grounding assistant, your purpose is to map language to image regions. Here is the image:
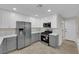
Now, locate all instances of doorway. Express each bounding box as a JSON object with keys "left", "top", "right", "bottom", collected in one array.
[{"left": 64, "top": 19, "right": 77, "bottom": 41}]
